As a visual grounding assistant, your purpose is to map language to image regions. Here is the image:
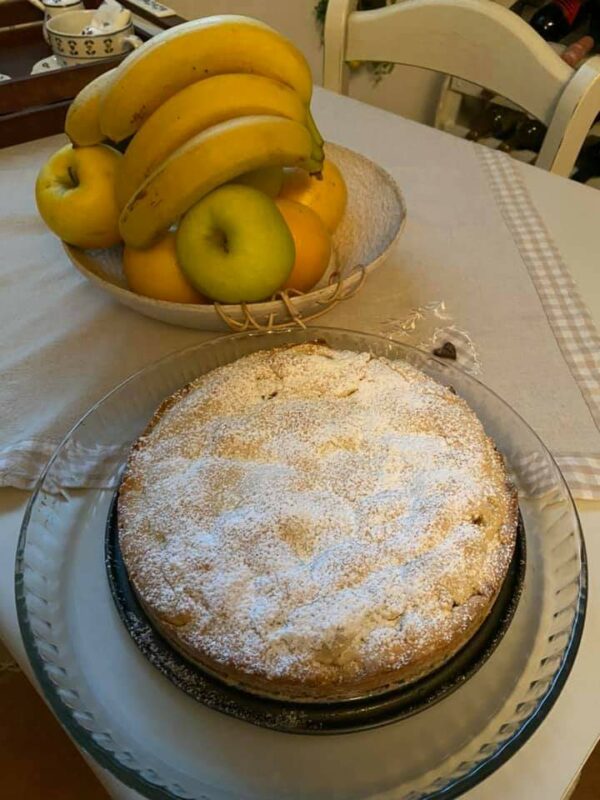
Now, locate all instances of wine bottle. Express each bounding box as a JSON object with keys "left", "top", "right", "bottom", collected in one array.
[
  {"left": 585, "top": 5, "right": 600, "bottom": 125},
  {"left": 529, "top": 0, "right": 589, "bottom": 42},
  {"left": 589, "top": 1, "right": 600, "bottom": 43},
  {"left": 497, "top": 118, "right": 548, "bottom": 153},
  {"left": 561, "top": 34, "right": 595, "bottom": 66},
  {"left": 572, "top": 139, "right": 600, "bottom": 181},
  {"left": 465, "top": 106, "right": 521, "bottom": 142}
]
